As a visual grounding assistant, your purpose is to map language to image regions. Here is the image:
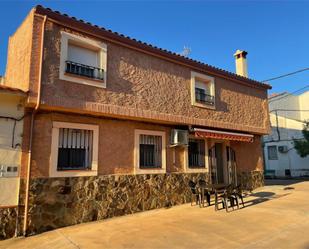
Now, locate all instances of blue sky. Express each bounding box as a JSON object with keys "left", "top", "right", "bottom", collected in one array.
[{"left": 1, "top": 1, "right": 309, "bottom": 94}]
